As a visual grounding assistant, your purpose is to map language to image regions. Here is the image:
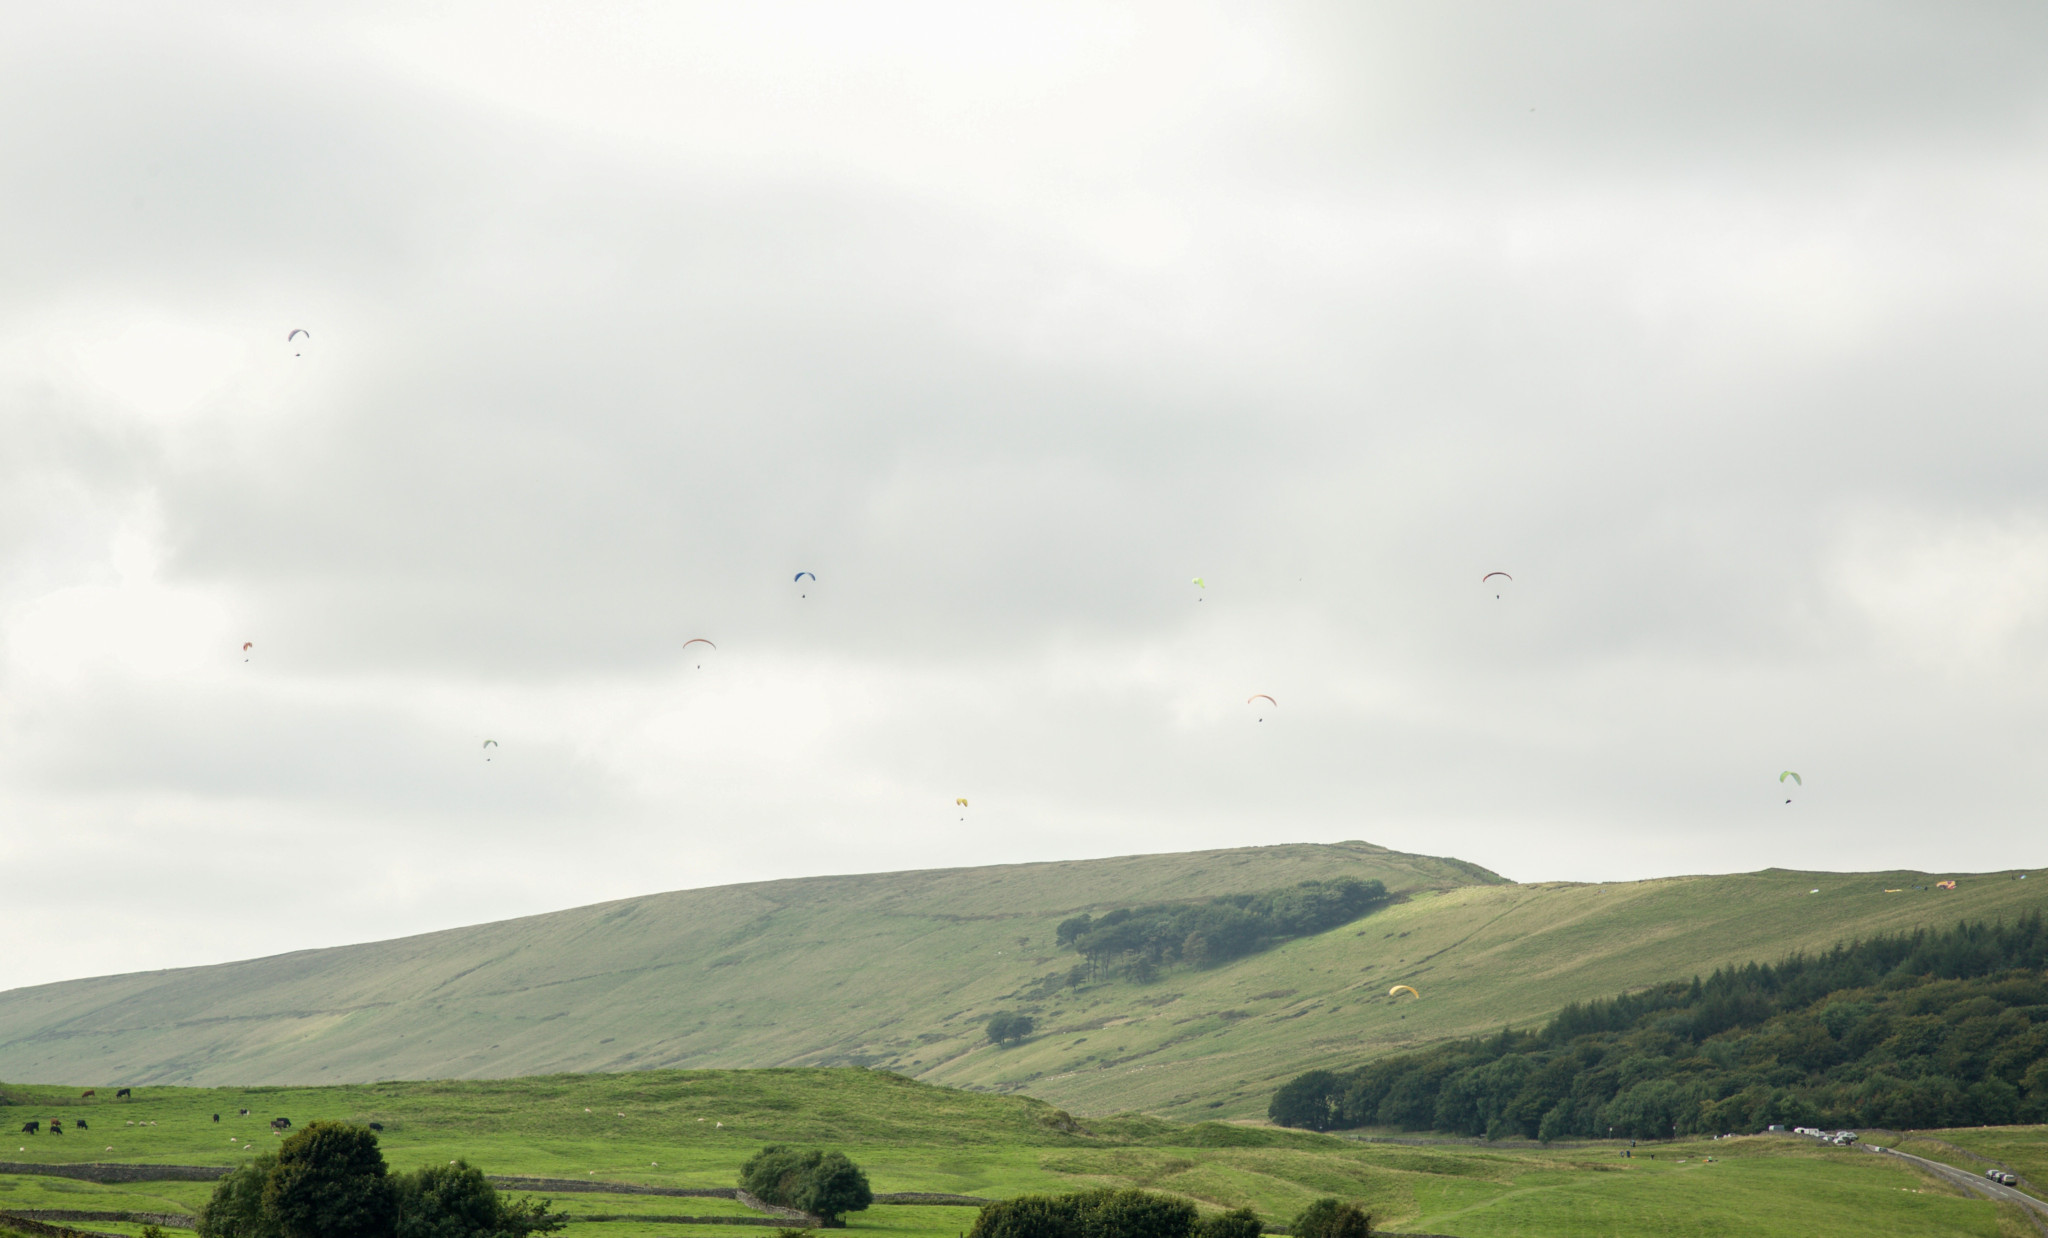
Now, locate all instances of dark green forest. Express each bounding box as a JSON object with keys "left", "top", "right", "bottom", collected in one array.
[
  {"left": 1270, "top": 914, "right": 2048, "bottom": 1139},
  {"left": 1055, "top": 879, "right": 1387, "bottom": 981}
]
